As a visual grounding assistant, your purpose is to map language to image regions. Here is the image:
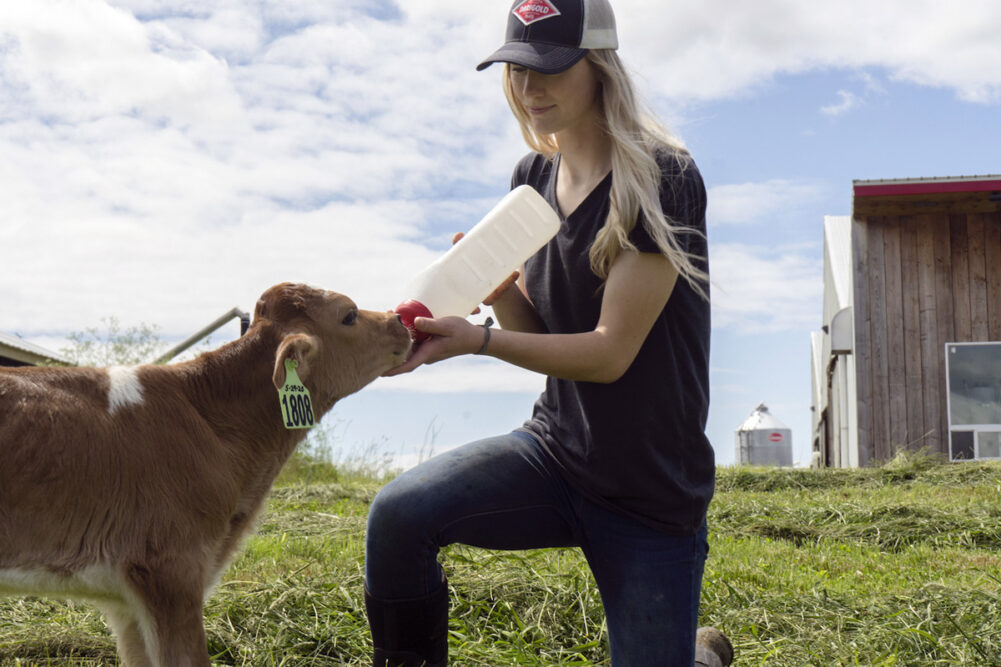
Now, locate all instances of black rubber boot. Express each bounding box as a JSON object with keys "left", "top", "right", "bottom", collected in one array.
[
  {"left": 695, "top": 626, "right": 734, "bottom": 666},
  {"left": 365, "top": 582, "right": 449, "bottom": 667}
]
